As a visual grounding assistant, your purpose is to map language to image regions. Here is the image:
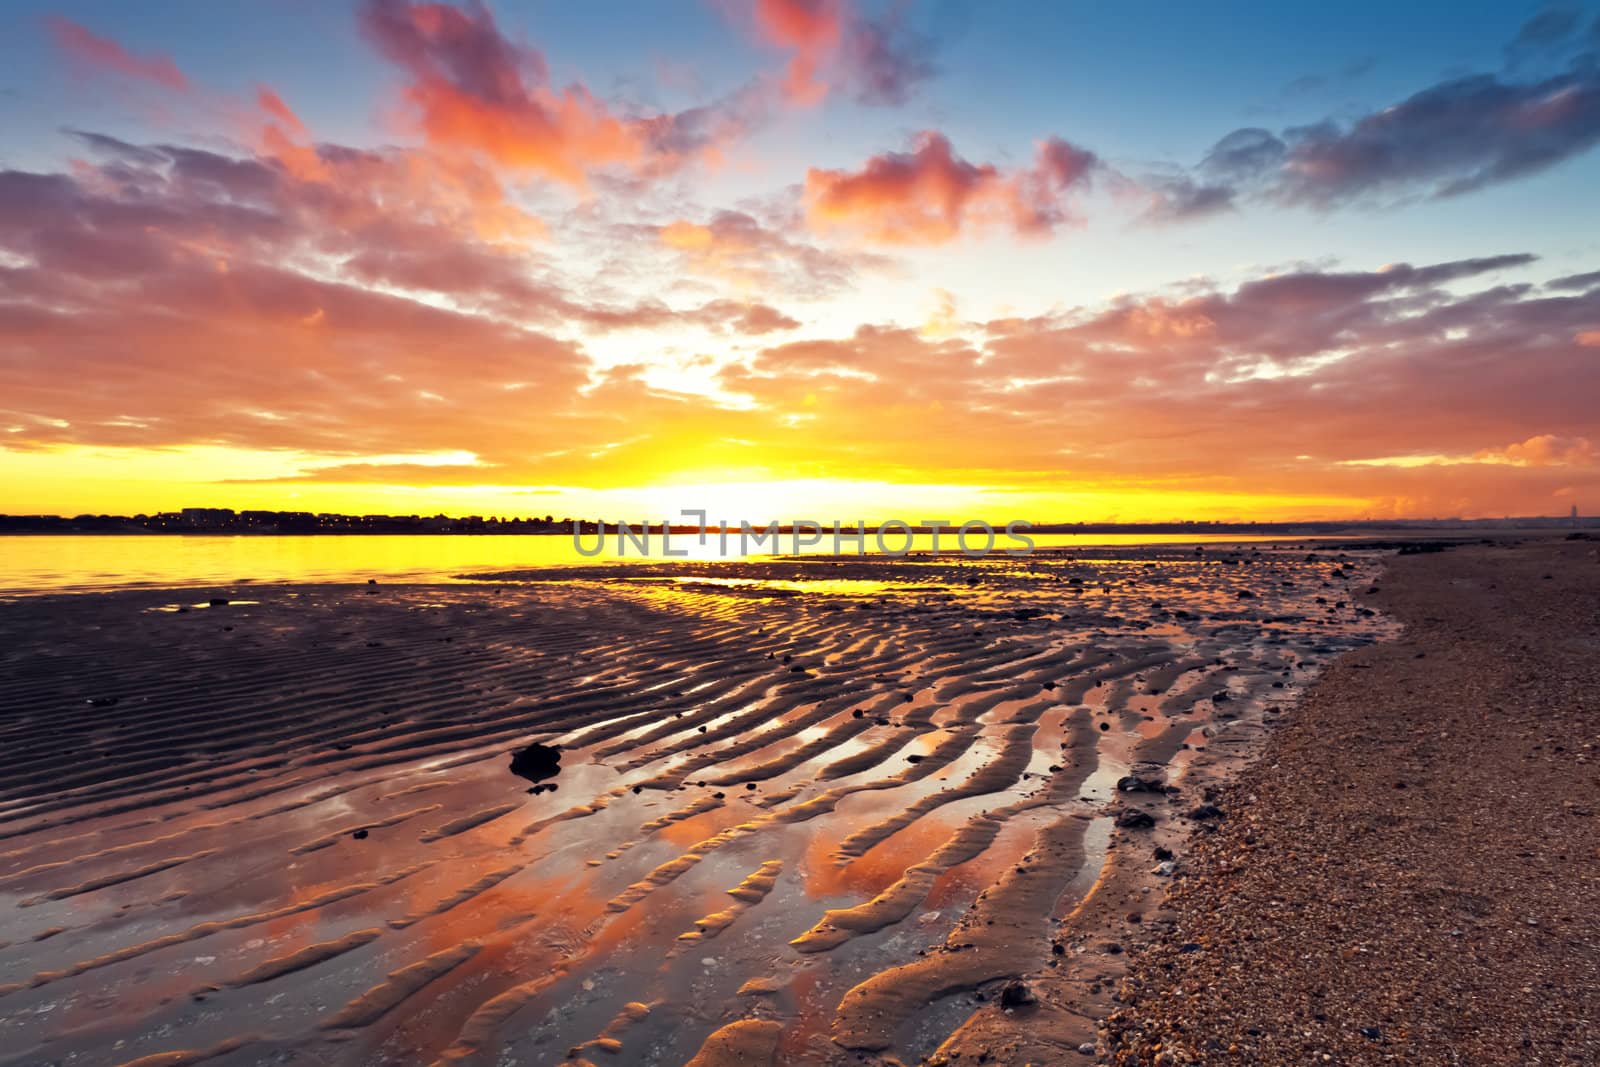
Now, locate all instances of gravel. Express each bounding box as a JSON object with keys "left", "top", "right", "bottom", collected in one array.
[{"left": 1103, "top": 537, "right": 1600, "bottom": 1065}]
